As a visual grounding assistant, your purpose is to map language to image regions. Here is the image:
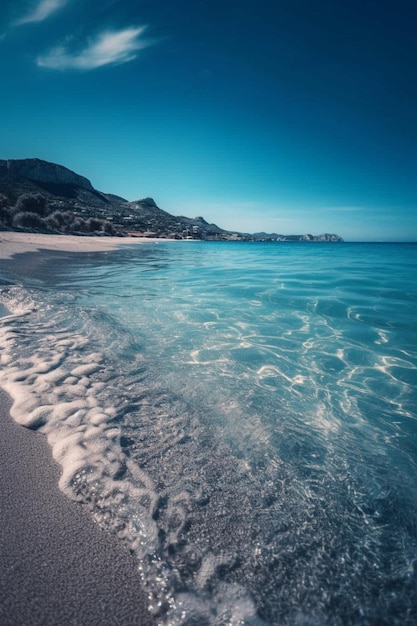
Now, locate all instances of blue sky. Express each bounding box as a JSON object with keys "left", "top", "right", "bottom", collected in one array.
[{"left": 1, "top": 0, "right": 416, "bottom": 241}]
